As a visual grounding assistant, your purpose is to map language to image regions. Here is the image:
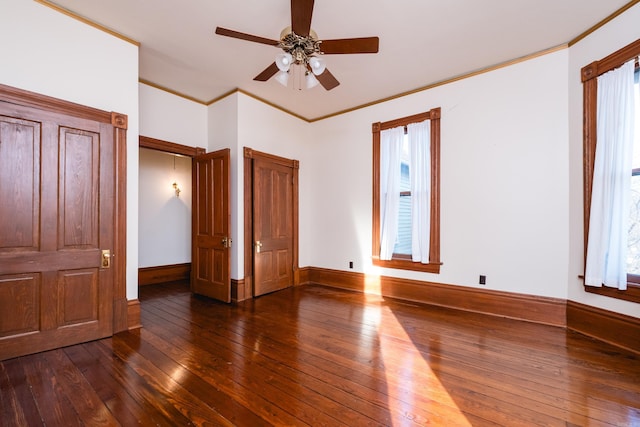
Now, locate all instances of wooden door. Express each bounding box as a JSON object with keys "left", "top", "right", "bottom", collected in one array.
[
  {"left": 253, "top": 156, "right": 296, "bottom": 296},
  {"left": 0, "top": 102, "right": 115, "bottom": 360},
  {"left": 192, "top": 149, "right": 231, "bottom": 302}
]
